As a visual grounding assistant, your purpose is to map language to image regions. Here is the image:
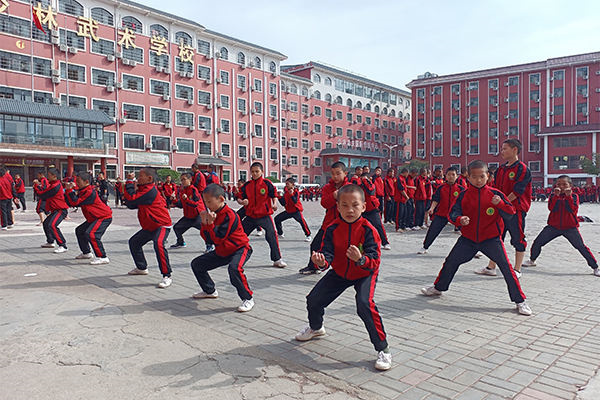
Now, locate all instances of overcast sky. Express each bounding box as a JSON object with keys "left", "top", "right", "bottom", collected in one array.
[{"left": 144, "top": 0, "right": 600, "bottom": 90}]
